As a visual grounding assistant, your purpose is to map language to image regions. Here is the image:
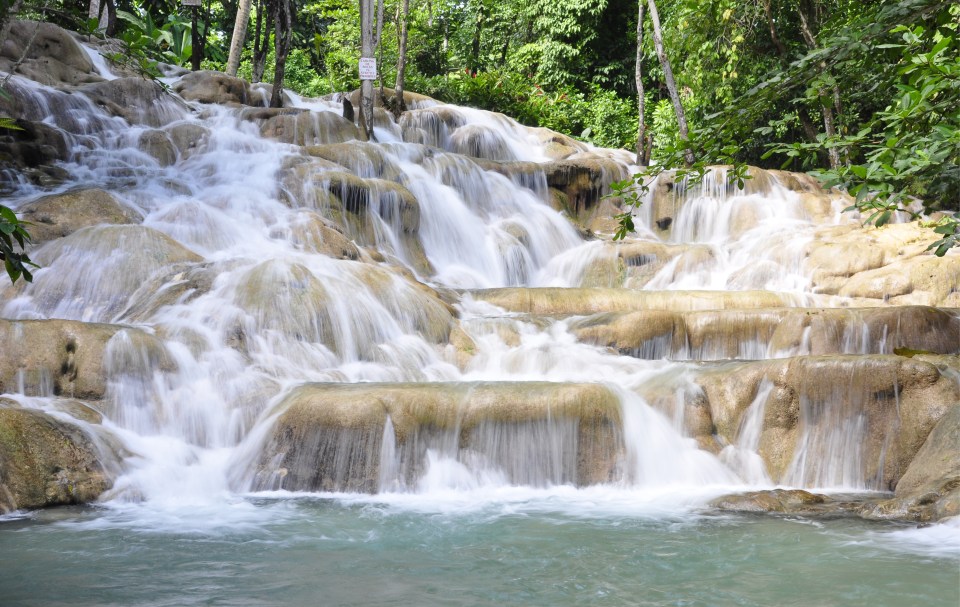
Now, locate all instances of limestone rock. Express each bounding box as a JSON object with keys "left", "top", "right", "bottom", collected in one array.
[
  {"left": 2, "top": 225, "right": 203, "bottom": 322},
  {"left": 17, "top": 188, "right": 143, "bottom": 246},
  {"left": 253, "top": 381, "right": 624, "bottom": 492},
  {"left": 173, "top": 70, "right": 257, "bottom": 106},
  {"left": 80, "top": 77, "right": 187, "bottom": 127},
  {"left": 692, "top": 355, "right": 959, "bottom": 490},
  {"left": 471, "top": 287, "right": 799, "bottom": 317},
  {"left": 243, "top": 107, "right": 361, "bottom": 146},
  {"left": 0, "top": 21, "right": 100, "bottom": 87},
  {"left": 165, "top": 123, "right": 211, "bottom": 159},
  {"left": 0, "top": 319, "right": 172, "bottom": 401},
  {"left": 709, "top": 488, "right": 827, "bottom": 514},
  {"left": 570, "top": 306, "right": 960, "bottom": 361},
  {"left": 0, "top": 405, "right": 119, "bottom": 512},
  {"left": 859, "top": 403, "right": 960, "bottom": 522}
]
